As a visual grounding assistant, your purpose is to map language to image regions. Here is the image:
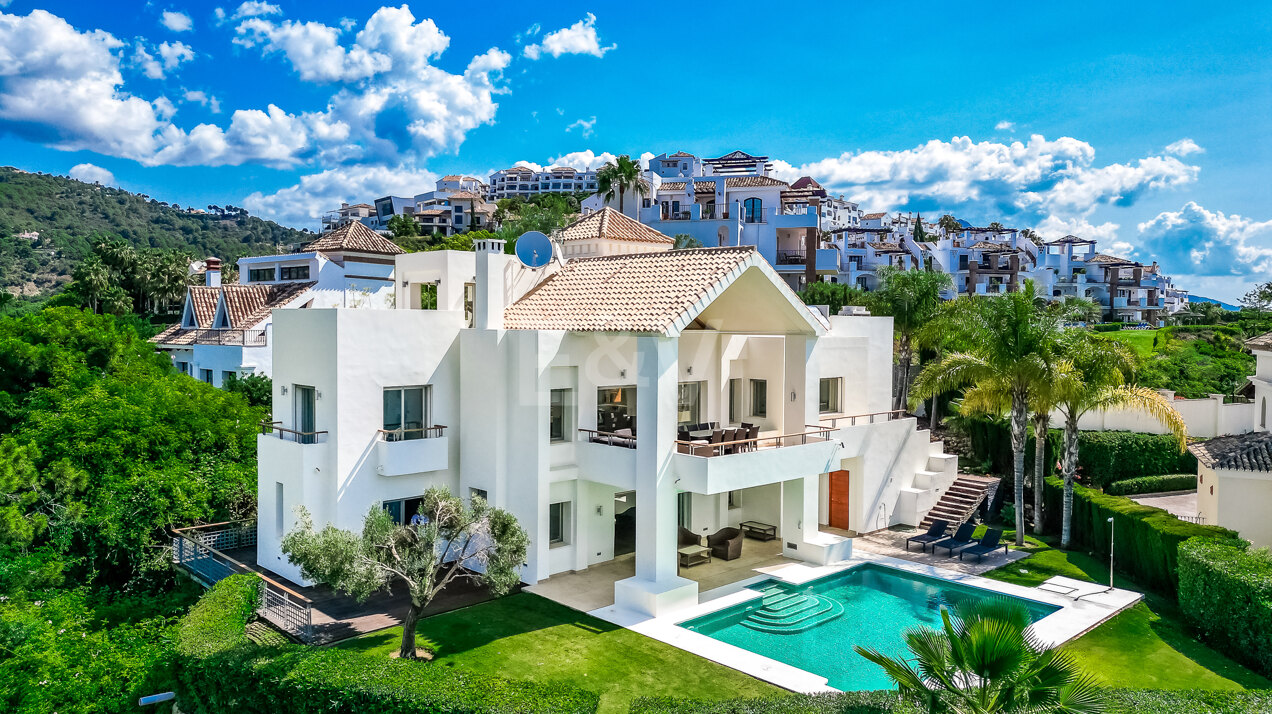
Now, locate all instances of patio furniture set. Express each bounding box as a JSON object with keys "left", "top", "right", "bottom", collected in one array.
[
  {"left": 676, "top": 422, "right": 761, "bottom": 456},
  {"left": 904, "top": 520, "right": 1010, "bottom": 562},
  {"left": 676, "top": 521, "right": 773, "bottom": 568}
]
